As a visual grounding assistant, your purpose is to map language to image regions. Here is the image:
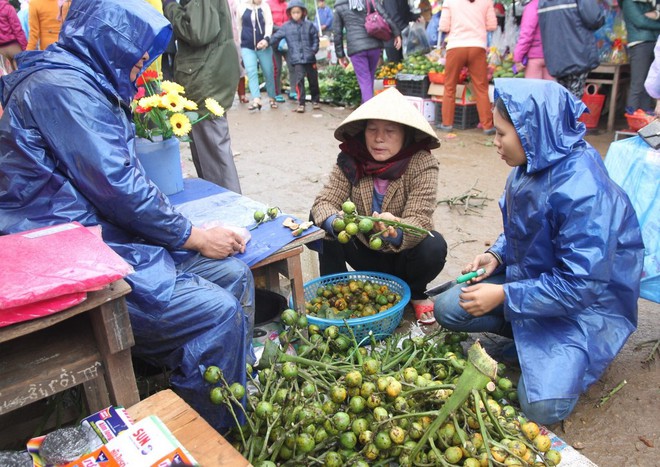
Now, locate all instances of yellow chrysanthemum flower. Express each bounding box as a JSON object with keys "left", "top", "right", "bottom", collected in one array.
[
  {"left": 170, "top": 113, "right": 192, "bottom": 137},
  {"left": 161, "top": 80, "right": 185, "bottom": 95},
  {"left": 183, "top": 99, "right": 198, "bottom": 111},
  {"left": 138, "top": 95, "right": 161, "bottom": 109},
  {"left": 162, "top": 93, "right": 185, "bottom": 112},
  {"left": 205, "top": 98, "right": 225, "bottom": 117}
]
